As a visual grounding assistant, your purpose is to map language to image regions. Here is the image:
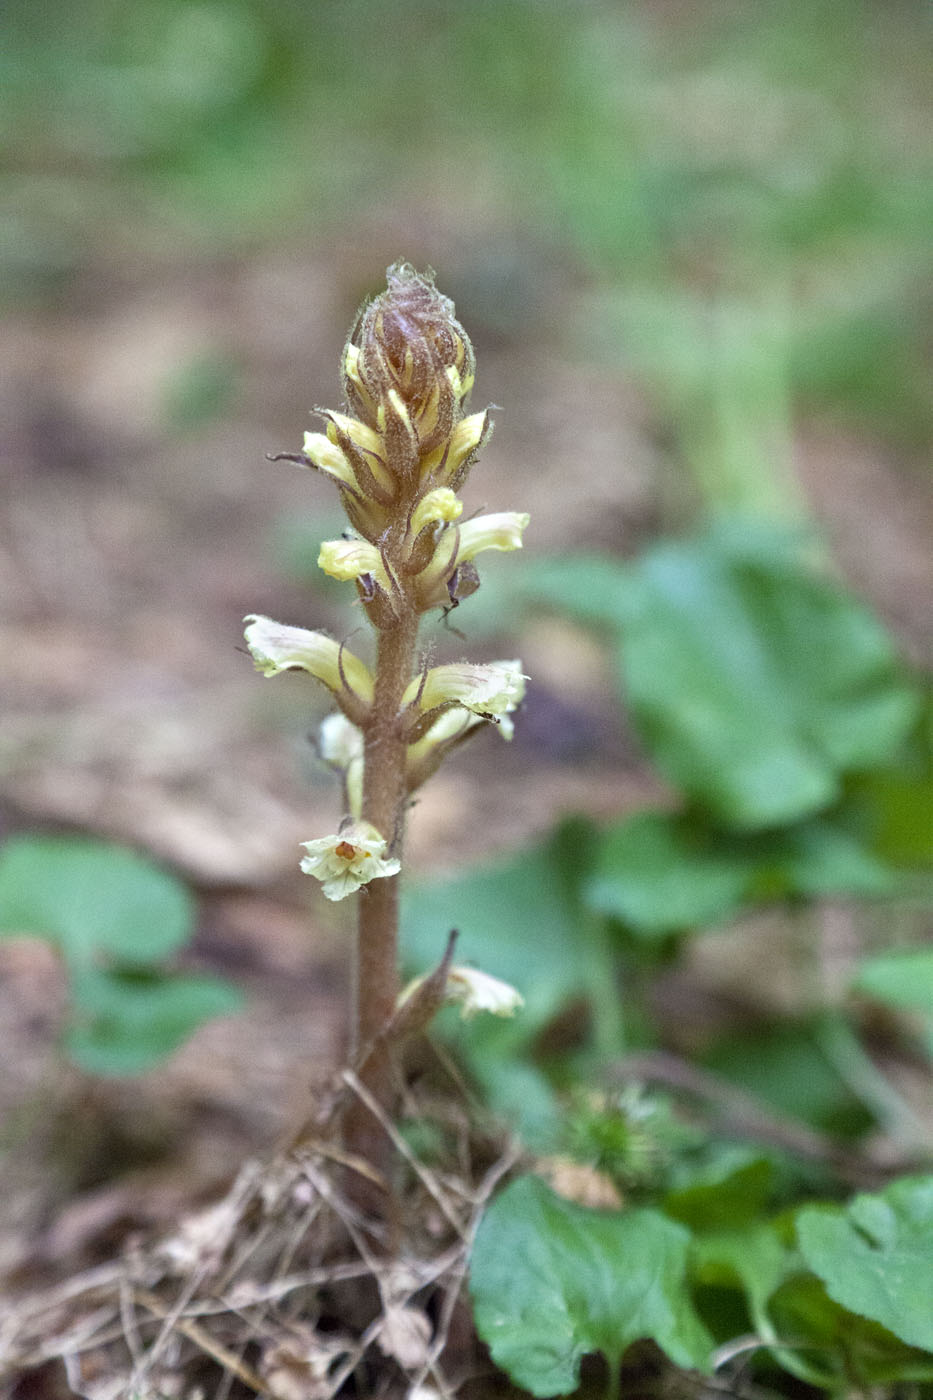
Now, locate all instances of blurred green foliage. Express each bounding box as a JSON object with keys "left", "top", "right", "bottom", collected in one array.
[
  {"left": 404, "top": 519, "right": 932, "bottom": 1393},
  {"left": 520, "top": 525, "right": 920, "bottom": 827},
  {"left": 0, "top": 835, "right": 242, "bottom": 1074},
  {"left": 4, "top": 0, "right": 930, "bottom": 442}
]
